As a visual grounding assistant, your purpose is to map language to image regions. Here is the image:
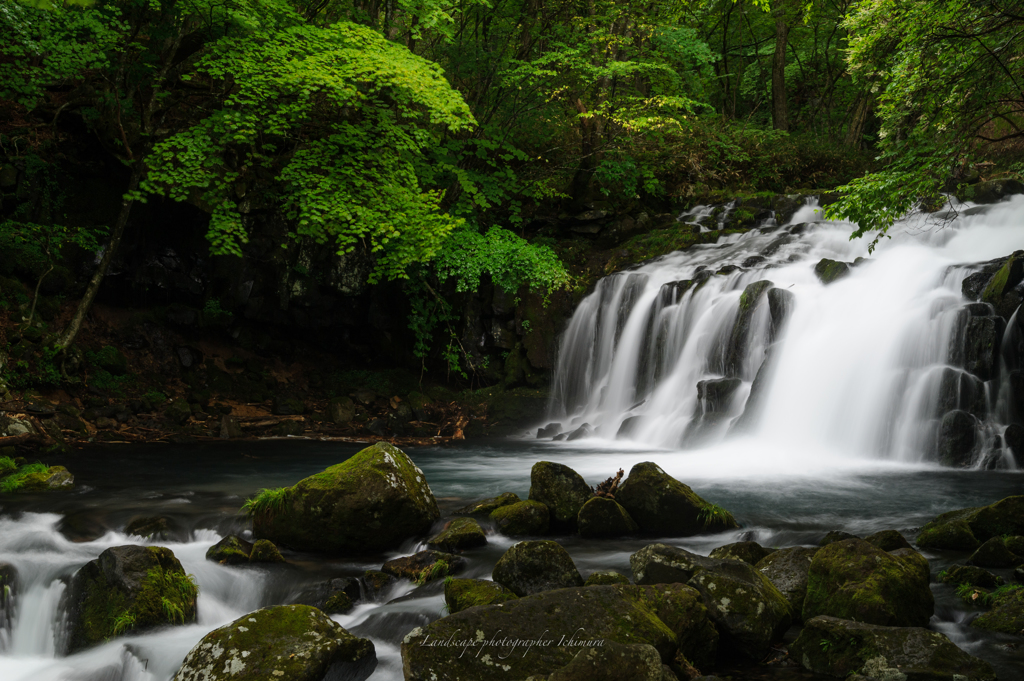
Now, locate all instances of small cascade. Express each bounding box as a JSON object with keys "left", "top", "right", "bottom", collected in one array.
[{"left": 548, "top": 196, "right": 1024, "bottom": 467}]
